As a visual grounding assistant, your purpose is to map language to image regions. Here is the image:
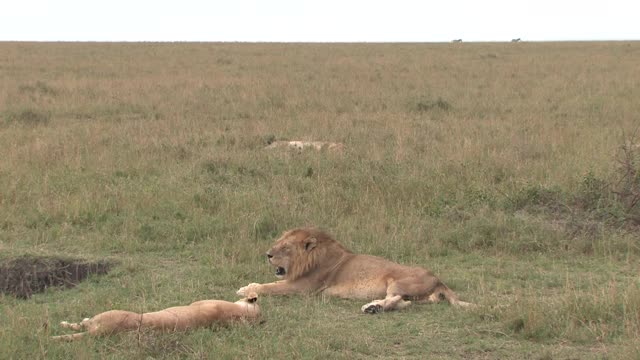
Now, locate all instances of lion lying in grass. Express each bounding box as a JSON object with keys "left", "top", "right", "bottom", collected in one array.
[
  {"left": 238, "top": 228, "right": 471, "bottom": 313},
  {"left": 265, "top": 140, "right": 344, "bottom": 152},
  {"left": 51, "top": 293, "right": 260, "bottom": 341}
]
